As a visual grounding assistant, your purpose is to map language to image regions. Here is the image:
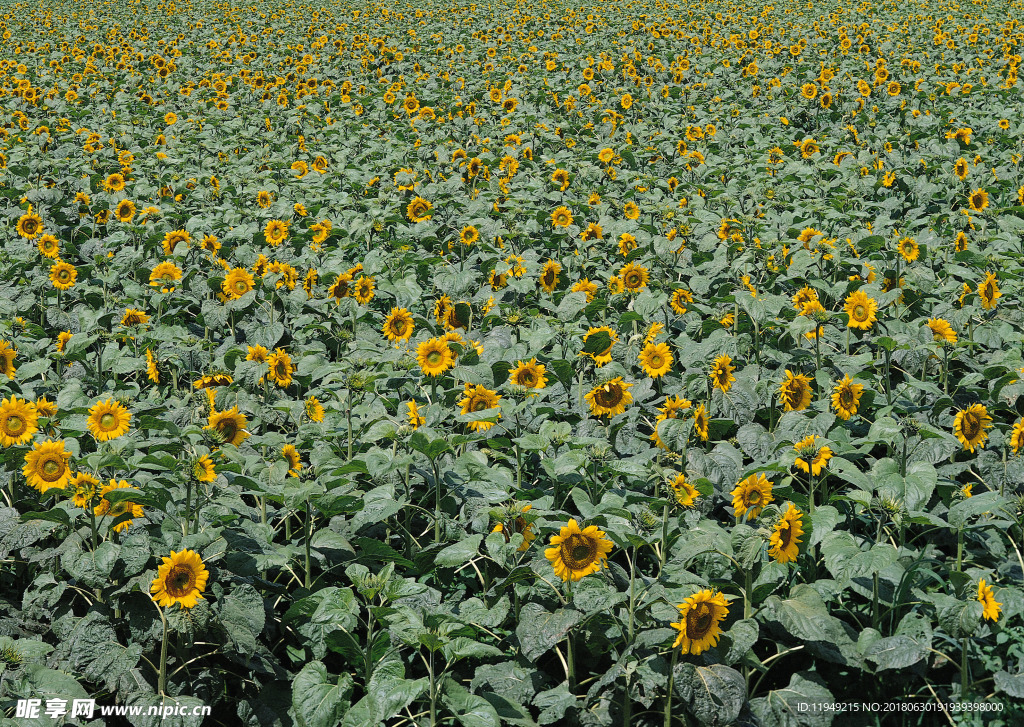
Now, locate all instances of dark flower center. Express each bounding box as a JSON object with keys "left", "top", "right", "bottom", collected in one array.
[
  {"left": 561, "top": 533, "right": 597, "bottom": 570},
  {"left": 687, "top": 602, "right": 713, "bottom": 636},
  {"left": 166, "top": 565, "right": 196, "bottom": 597}
]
